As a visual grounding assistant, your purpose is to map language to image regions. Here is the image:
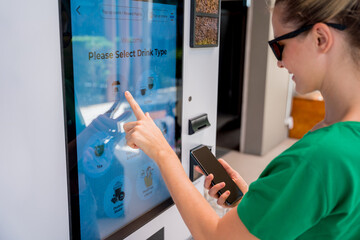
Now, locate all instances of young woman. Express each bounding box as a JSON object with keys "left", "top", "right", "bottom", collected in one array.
[{"left": 123, "top": 0, "right": 360, "bottom": 239}]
